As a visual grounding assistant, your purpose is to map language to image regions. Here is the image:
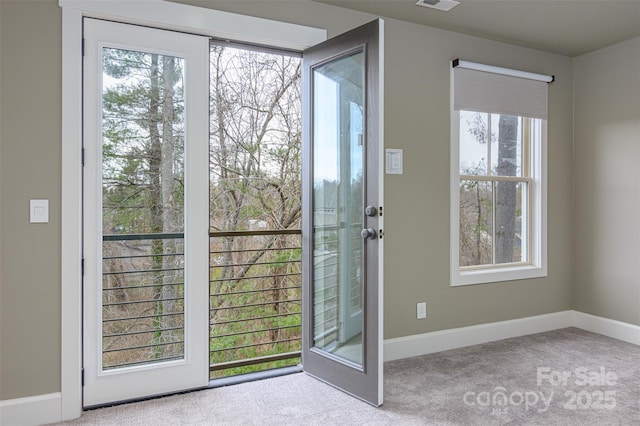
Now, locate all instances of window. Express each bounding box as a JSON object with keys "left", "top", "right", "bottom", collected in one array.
[{"left": 451, "top": 60, "right": 550, "bottom": 286}]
